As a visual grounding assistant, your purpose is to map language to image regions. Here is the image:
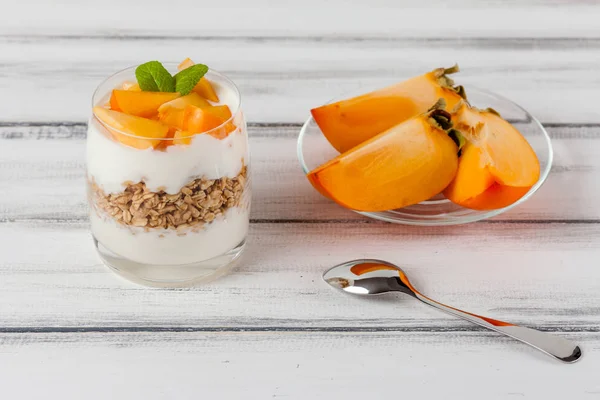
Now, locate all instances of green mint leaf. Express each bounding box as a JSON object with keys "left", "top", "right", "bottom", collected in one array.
[
  {"left": 135, "top": 61, "right": 175, "bottom": 92},
  {"left": 174, "top": 64, "right": 209, "bottom": 95}
]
